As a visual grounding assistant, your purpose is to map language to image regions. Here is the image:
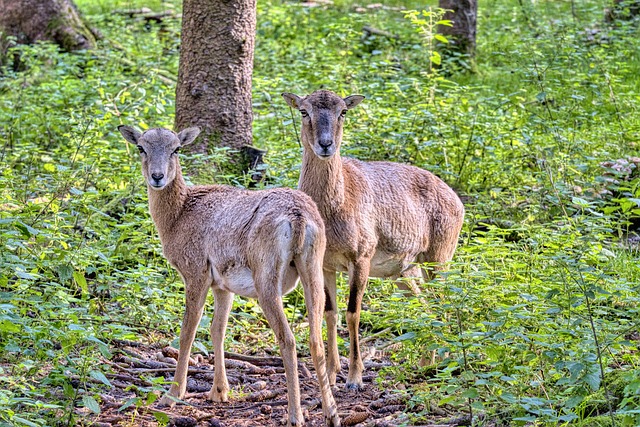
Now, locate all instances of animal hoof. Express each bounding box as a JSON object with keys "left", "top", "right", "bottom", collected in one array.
[
  {"left": 158, "top": 394, "right": 177, "bottom": 408},
  {"left": 345, "top": 381, "right": 364, "bottom": 391},
  {"left": 208, "top": 389, "right": 229, "bottom": 403},
  {"left": 287, "top": 411, "right": 304, "bottom": 427},
  {"left": 328, "top": 371, "right": 338, "bottom": 386},
  {"left": 325, "top": 412, "right": 341, "bottom": 427}
]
